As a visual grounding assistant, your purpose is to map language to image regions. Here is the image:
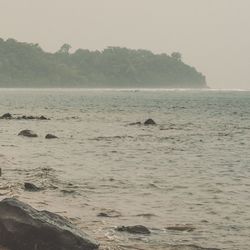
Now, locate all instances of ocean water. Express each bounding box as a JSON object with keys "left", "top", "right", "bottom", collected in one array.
[{"left": 0, "top": 89, "right": 249, "bottom": 250}]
